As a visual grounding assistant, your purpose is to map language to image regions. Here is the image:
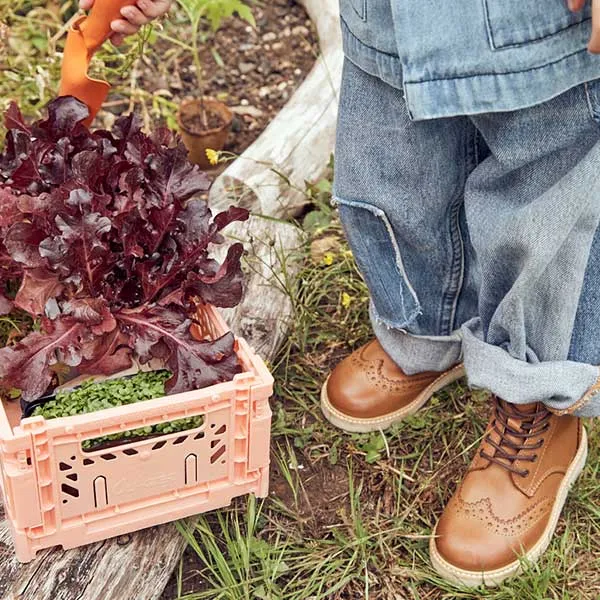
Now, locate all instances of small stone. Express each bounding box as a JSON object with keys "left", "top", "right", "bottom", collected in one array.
[
  {"left": 271, "top": 42, "right": 283, "bottom": 51},
  {"left": 240, "top": 98, "right": 249, "bottom": 106},
  {"left": 277, "top": 81, "right": 288, "bottom": 91},
  {"left": 258, "top": 86, "right": 271, "bottom": 98},
  {"left": 231, "top": 116, "right": 243, "bottom": 133},
  {"left": 231, "top": 105, "right": 264, "bottom": 118},
  {"left": 310, "top": 236, "right": 341, "bottom": 263},
  {"left": 262, "top": 32, "right": 277, "bottom": 42},
  {"left": 292, "top": 25, "right": 309, "bottom": 37},
  {"left": 294, "top": 68, "right": 302, "bottom": 76},
  {"left": 238, "top": 61, "right": 255, "bottom": 74}
]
